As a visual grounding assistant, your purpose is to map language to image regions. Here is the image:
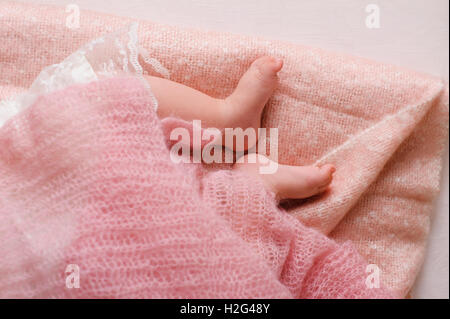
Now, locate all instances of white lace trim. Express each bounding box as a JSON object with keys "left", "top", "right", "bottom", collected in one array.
[{"left": 0, "top": 22, "right": 169, "bottom": 128}]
